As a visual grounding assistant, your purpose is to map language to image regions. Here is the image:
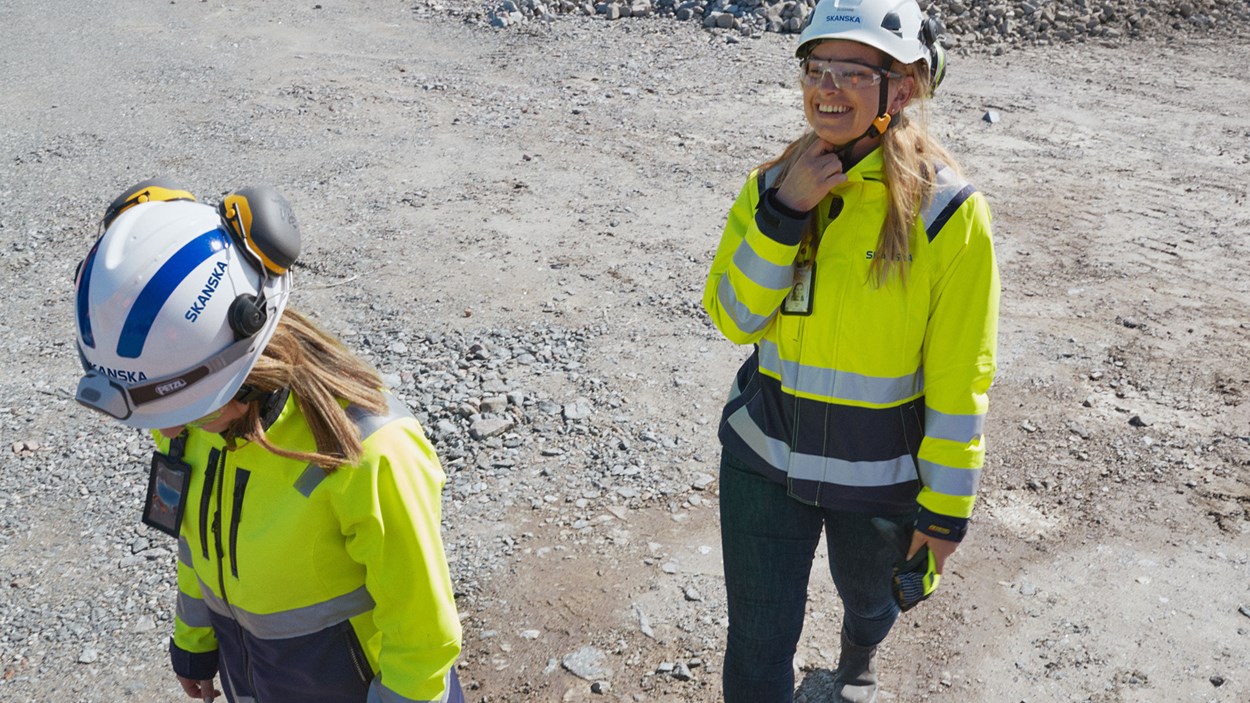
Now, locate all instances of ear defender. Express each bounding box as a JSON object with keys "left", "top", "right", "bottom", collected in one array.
[
  {"left": 921, "top": 17, "right": 947, "bottom": 96},
  {"left": 228, "top": 293, "right": 267, "bottom": 339},
  {"left": 218, "top": 186, "right": 302, "bottom": 275},
  {"left": 102, "top": 178, "right": 197, "bottom": 230}
]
